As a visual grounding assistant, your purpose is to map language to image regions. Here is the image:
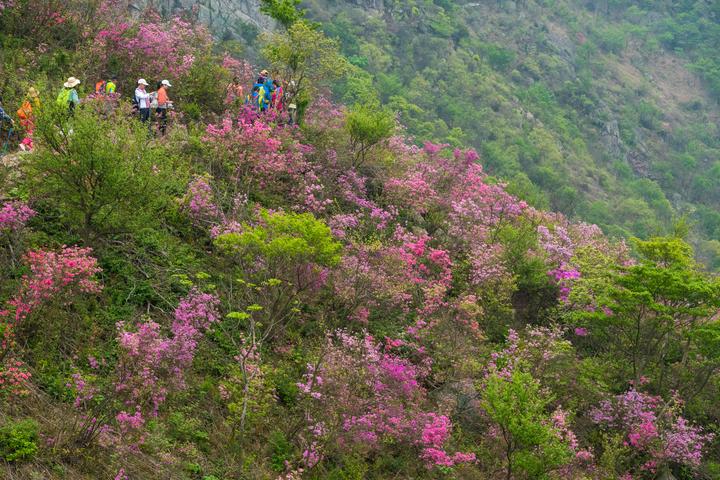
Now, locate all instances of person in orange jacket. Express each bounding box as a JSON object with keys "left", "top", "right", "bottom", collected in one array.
[
  {"left": 17, "top": 87, "right": 40, "bottom": 134},
  {"left": 156, "top": 79, "right": 172, "bottom": 136}
]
